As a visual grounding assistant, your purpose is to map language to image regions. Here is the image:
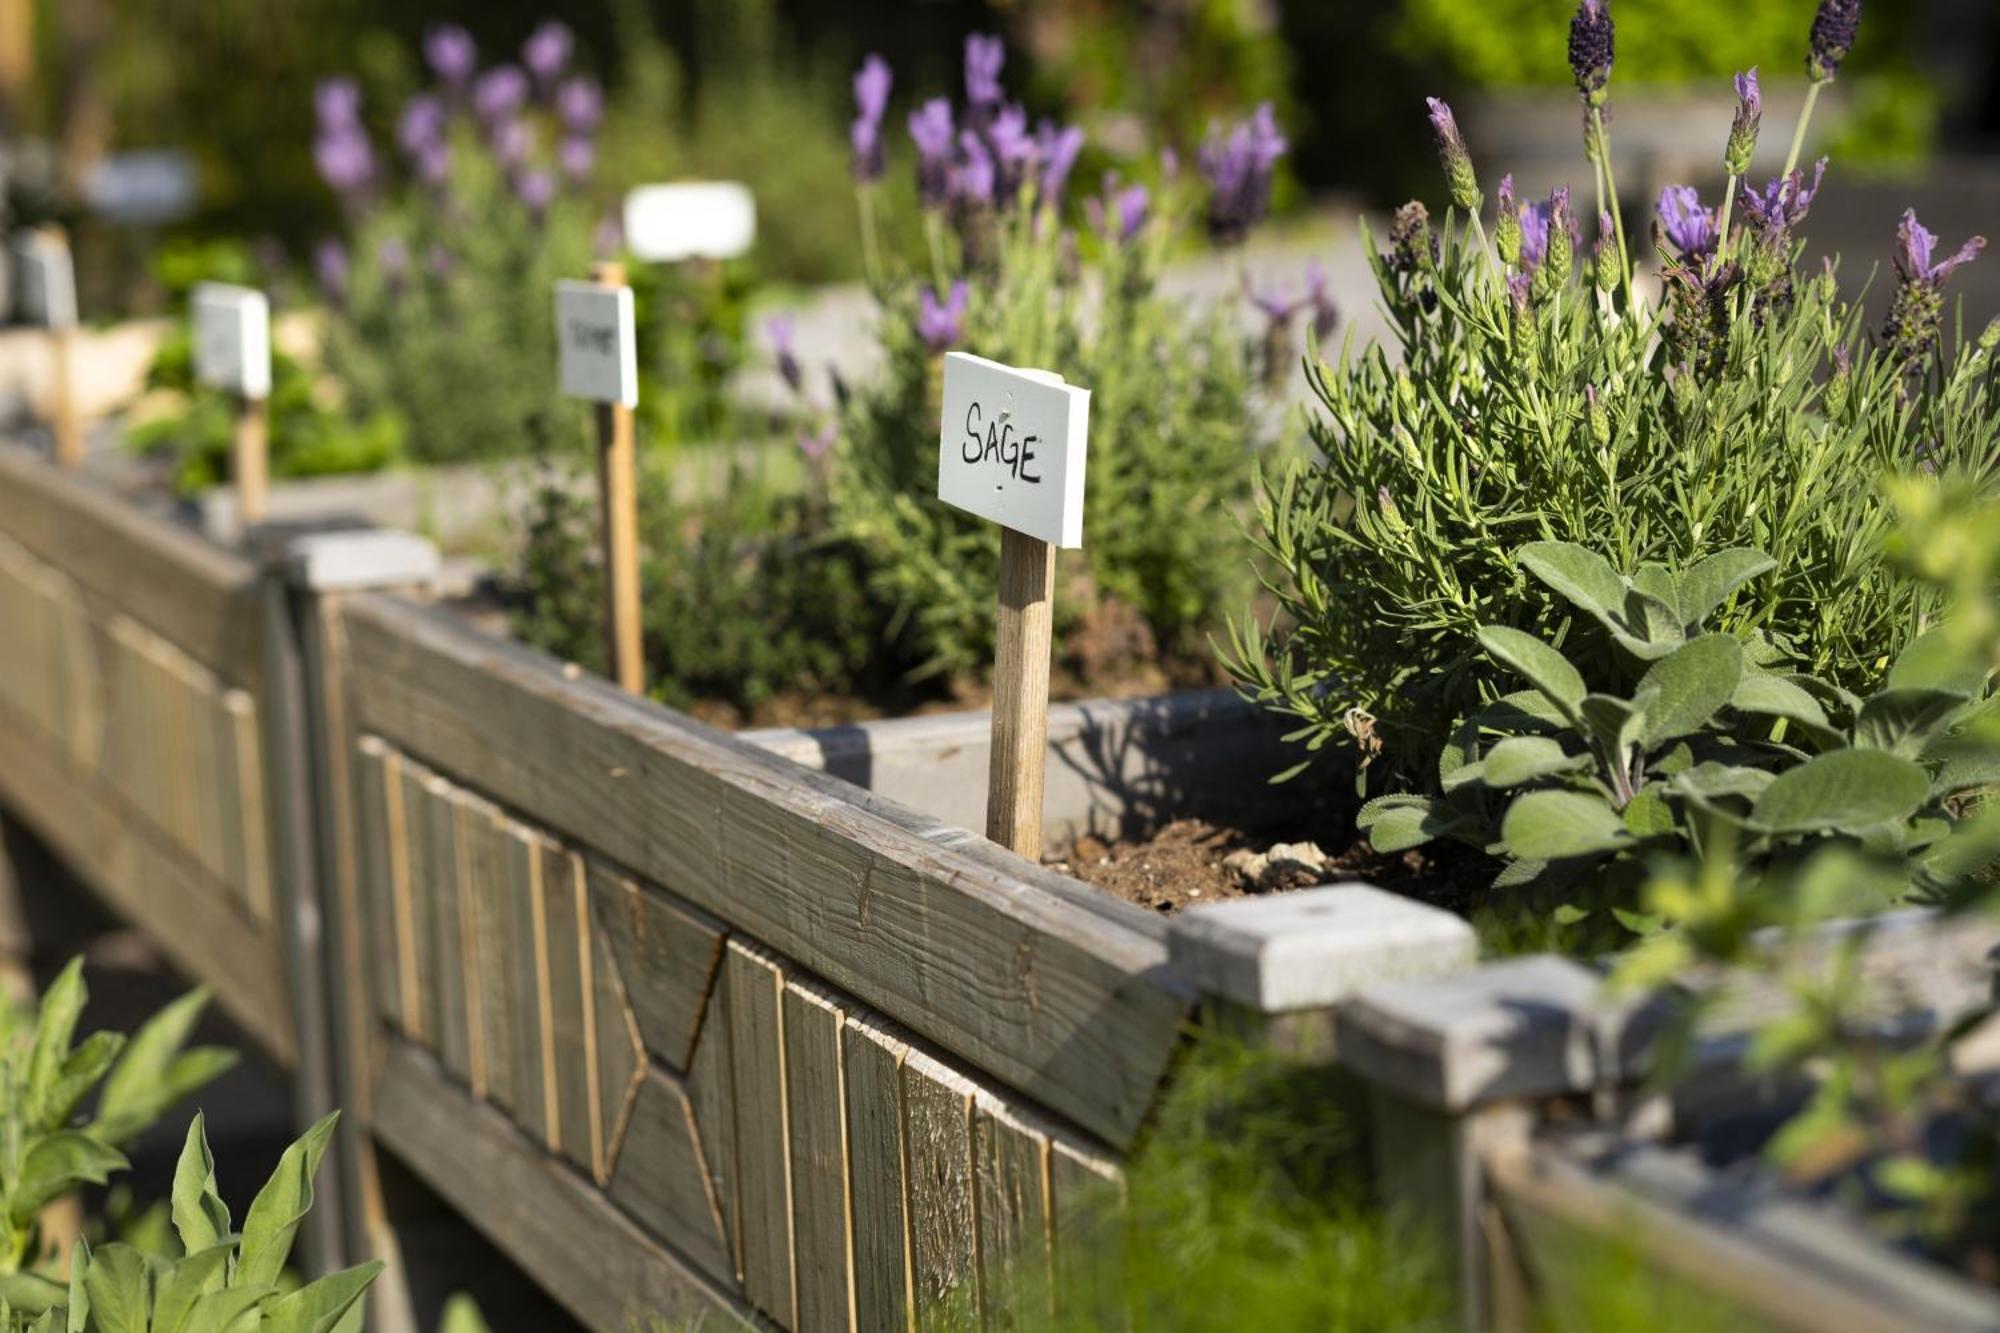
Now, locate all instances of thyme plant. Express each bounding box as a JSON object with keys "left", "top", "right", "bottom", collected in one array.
[{"left": 1228, "top": 0, "right": 1998, "bottom": 786}]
